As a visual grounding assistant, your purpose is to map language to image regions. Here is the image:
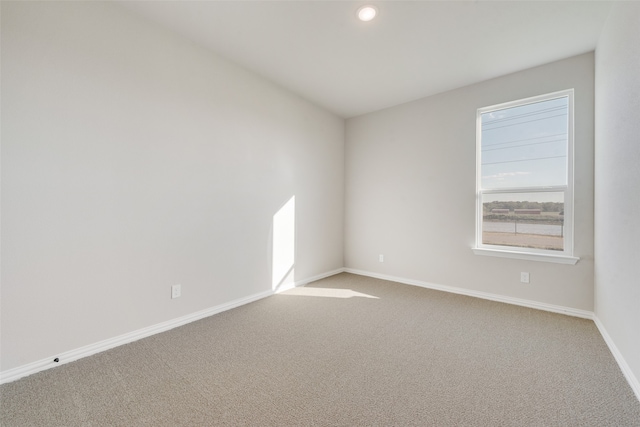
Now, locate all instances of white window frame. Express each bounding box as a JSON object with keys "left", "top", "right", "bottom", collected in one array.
[{"left": 472, "top": 89, "right": 579, "bottom": 265}]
